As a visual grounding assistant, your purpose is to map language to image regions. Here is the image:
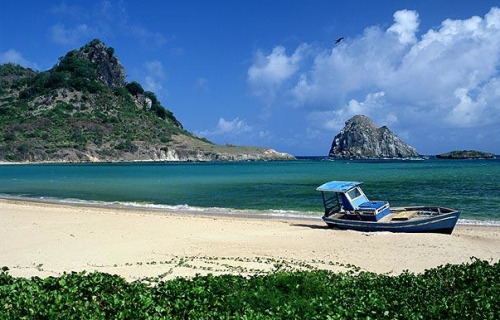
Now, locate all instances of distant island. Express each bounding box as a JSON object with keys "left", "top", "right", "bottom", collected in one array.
[
  {"left": 0, "top": 39, "right": 294, "bottom": 163},
  {"left": 436, "top": 150, "right": 496, "bottom": 159},
  {"left": 328, "top": 115, "right": 420, "bottom": 159}
]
